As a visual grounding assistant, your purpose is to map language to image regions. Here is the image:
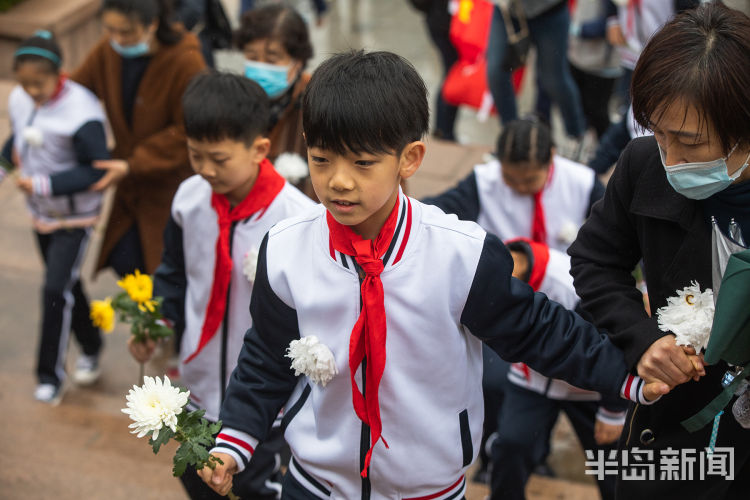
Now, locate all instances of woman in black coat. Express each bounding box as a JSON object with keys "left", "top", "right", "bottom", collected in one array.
[{"left": 569, "top": 3, "right": 750, "bottom": 498}]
